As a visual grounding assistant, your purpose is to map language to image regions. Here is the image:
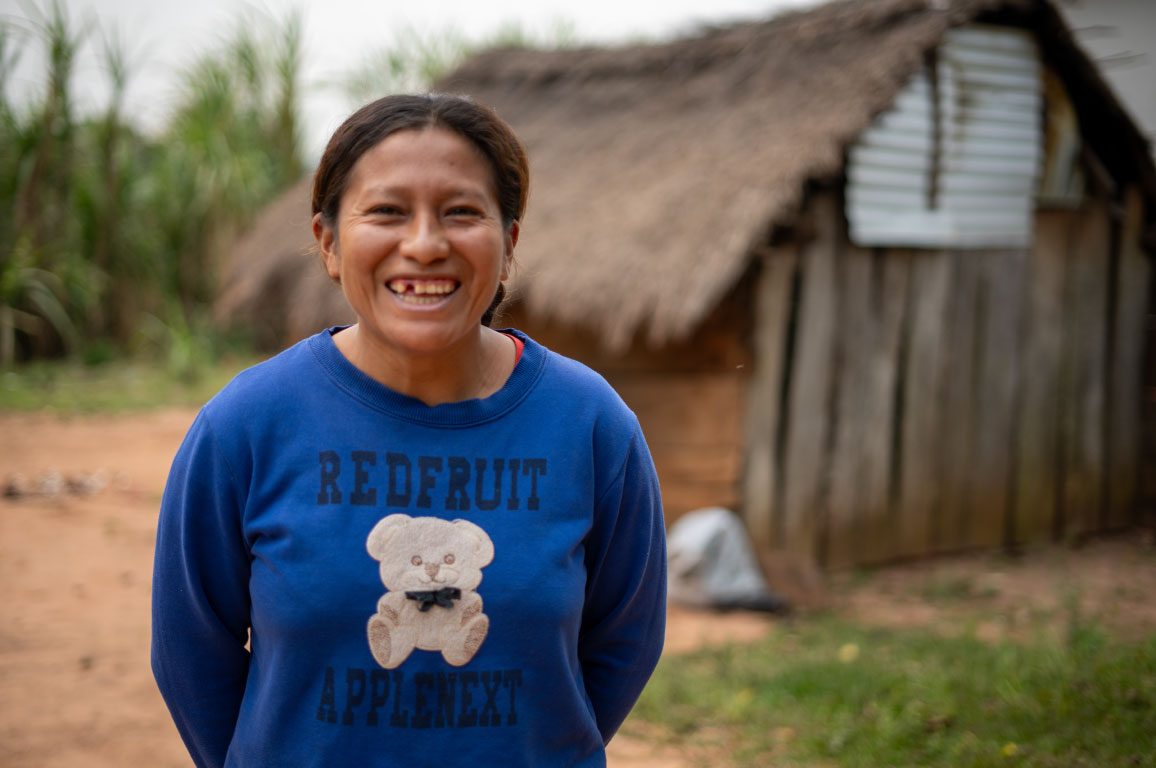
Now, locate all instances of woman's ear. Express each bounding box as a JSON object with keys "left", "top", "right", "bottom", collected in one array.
[
  {"left": 502, "top": 221, "right": 520, "bottom": 281},
  {"left": 313, "top": 213, "right": 341, "bottom": 281}
]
